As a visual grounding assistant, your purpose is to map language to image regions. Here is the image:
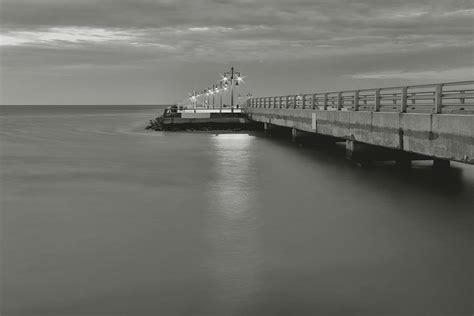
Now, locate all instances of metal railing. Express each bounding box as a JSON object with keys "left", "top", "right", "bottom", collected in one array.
[{"left": 245, "top": 81, "right": 474, "bottom": 114}]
